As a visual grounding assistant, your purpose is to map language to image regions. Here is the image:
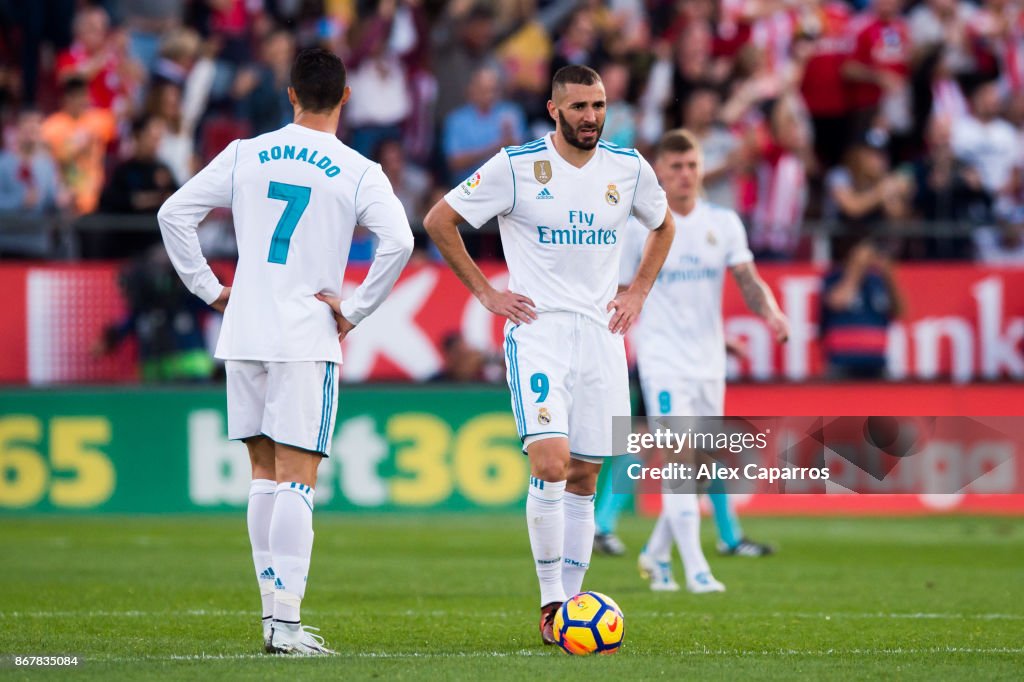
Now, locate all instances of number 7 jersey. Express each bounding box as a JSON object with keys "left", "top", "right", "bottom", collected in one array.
[{"left": 158, "top": 123, "right": 412, "bottom": 363}]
